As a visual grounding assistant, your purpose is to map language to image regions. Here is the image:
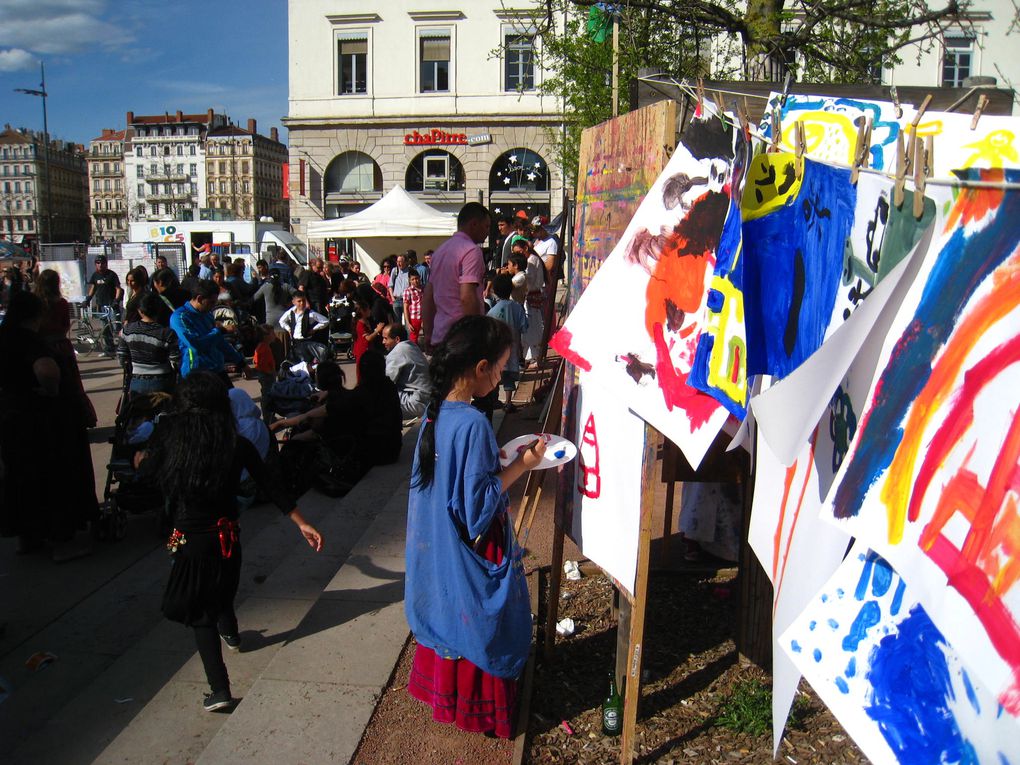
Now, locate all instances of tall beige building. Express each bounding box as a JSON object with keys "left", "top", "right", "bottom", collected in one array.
[
  {"left": 0, "top": 124, "right": 89, "bottom": 247},
  {"left": 87, "top": 128, "right": 129, "bottom": 242},
  {"left": 206, "top": 119, "right": 289, "bottom": 222},
  {"left": 286, "top": 1, "right": 564, "bottom": 247}
]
